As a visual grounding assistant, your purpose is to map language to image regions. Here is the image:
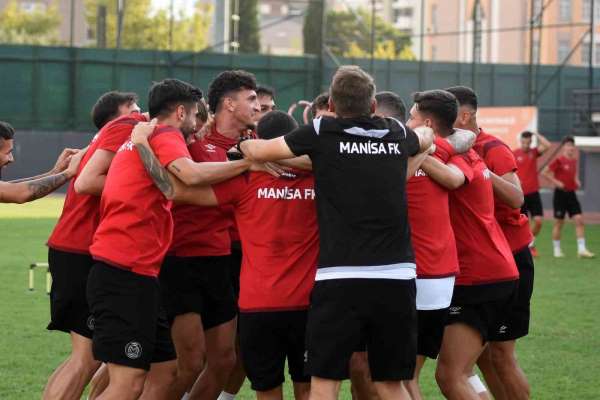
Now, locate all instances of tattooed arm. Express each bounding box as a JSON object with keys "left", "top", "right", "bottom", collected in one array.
[
  {"left": 0, "top": 149, "right": 83, "bottom": 203},
  {"left": 445, "top": 129, "right": 476, "bottom": 154},
  {"left": 9, "top": 148, "right": 80, "bottom": 183},
  {"left": 134, "top": 140, "right": 175, "bottom": 200}
]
